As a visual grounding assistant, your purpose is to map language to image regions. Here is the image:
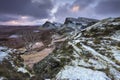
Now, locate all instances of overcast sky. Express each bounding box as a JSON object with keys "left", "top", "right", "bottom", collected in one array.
[{"left": 0, "top": 0, "right": 120, "bottom": 25}]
